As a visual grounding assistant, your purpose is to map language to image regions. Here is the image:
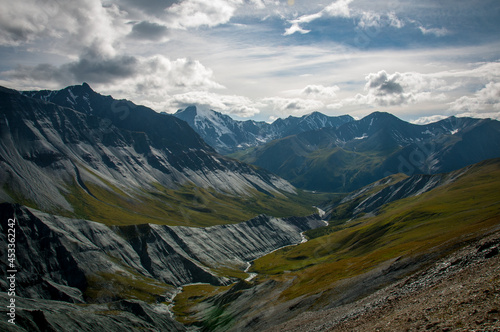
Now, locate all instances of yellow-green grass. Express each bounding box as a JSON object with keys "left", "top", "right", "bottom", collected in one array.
[
  {"left": 85, "top": 270, "right": 175, "bottom": 304},
  {"left": 62, "top": 175, "right": 317, "bottom": 227},
  {"left": 251, "top": 159, "right": 500, "bottom": 302},
  {"left": 210, "top": 265, "right": 252, "bottom": 280},
  {"left": 172, "top": 284, "right": 231, "bottom": 325}
]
